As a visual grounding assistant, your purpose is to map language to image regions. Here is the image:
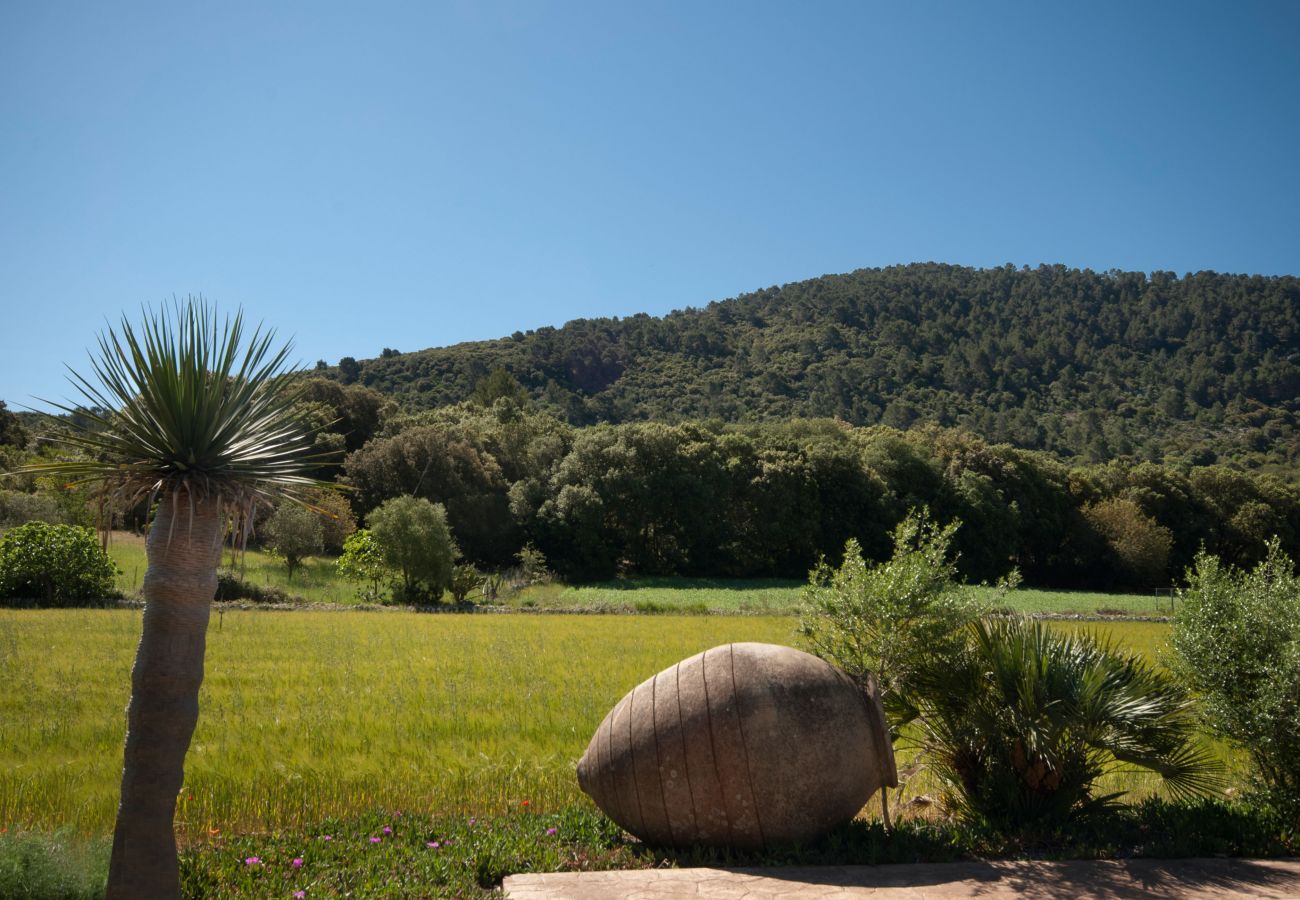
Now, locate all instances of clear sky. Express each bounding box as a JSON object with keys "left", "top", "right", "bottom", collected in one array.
[{"left": 3, "top": 1, "right": 1298, "bottom": 406}]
